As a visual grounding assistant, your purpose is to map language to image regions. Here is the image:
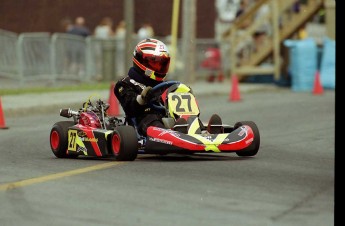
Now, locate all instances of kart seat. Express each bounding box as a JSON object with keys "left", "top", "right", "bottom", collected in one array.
[
  {"left": 171, "top": 116, "right": 203, "bottom": 134},
  {"left": 162, "top": 117, "right": 175, "bottom": 129},
  {"left": 173, "top": 117, "right": 188, "bottom": 134}
]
